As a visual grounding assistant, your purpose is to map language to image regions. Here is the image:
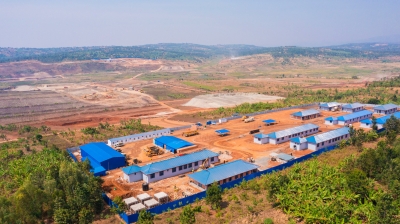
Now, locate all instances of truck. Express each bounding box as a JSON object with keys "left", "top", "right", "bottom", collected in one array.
[
  {"left": 182, "top": 130, "right": 199, "bottom": 137},
  {"left": 241, "top": 115, "right": 249, "bottom": 121},
  {"left": 115, "top": 142, "right": 124, "bottom": 147},
  {"left": 244, "top": 117, "right": 255, "bottom": 123},
  {"left": 145, "top": 146, "right": 164, "bottom": 157}
]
